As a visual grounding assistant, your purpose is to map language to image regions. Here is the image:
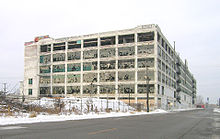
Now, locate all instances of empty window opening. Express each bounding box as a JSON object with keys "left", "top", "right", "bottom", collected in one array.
[
  {"left": 137, "top": 32, "right": 154, "bottom": 42},
  {"left": 53, "top": 42, "right": 65, "bottom": 51},
  {"left": 83, "top": 62, "right": 97, "bottom": 71},
  {"left": 40, "top": 44, "right": 51, "bottom": 52},
  {"left": 83, "top": 85, "right": 97, "bottom": 94},
  {"left": 67, "top": 63, "right": 81, "bottom": 72},
  {"left": 53, "top": 53, "right": 65, "bottom": 62},
  {"left": 68, "top": 51, "right": 81, "bottom": 61},
  {"left": 138, "top": 45, "right": 154, "bottom": 55},
  {"left": 137, "top": 58, "right": 154, "bottom": 68},
  {"left": 100, "top": 85, "right": 115, "bottom": 94},
  {"left": 53, "top": 75, "right": 65, "bottom": 84},
  {"left": 53, "top": 64, "right": 65, "bottom": 73},
  {"left": 100, "top": 72, "right": 115, "bottom": 82},
  {"left": 100, "top": 60, "right": 116, "bottom": 70},
  {"left": 39, "top": 76, "right": 50, "bottom": 84},
  {"left": 118, "top": 71, "right": 135, "bottom": 81},
  {"left": 53, "top": 86, "right": 65, "bottom": 94},
  {"left": 137, "top": 84, "right": 154, "bottom": 94},
  {"left": 100, "top": 36, "right": 115, "bottom": 46},
  {"left": 67, "top": 86, "right": 80, "bottom": 94},
  {"left": 40, "top": 55, "right": 51, "bottom": 64},
  {"left": 40, "top": 87, "right": 50, "bottom": 96},
  {"left": 100, "top": 48, "right": 115, "bottom": 58},
  {"left": 83, "top": 49, "right": 97, "bottom": 59},
  {"left": 118, "top": 84, "right": 135, "bottom": 94},
  {"left": 68, "top": 40, "right": 81, "bottom": 49},
  {"left": 118, "top": 46, "right": 135, "bottom": 56},
  {"left": 83, "top": 38, "right": 98, "bottom": 48},
  {"left": 40, "top": 66, "right": 51, "bottom": 73},
  {"left": 118, "top": 34, "right": 134, "bottom": 44},
  {"left": 118, "top": 59, "right": 135, "bottom": 69},
  {"left": 67, "top": 74, "right": 80, "bottom": 83},
  {"left": 83, "top": 73, "right": 97, "bottom": 83}
]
